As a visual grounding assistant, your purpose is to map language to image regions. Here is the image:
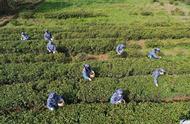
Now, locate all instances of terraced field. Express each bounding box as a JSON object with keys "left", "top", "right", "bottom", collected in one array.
[{"left": 1, "top": 0, "right": 190, "bottom": 123}]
